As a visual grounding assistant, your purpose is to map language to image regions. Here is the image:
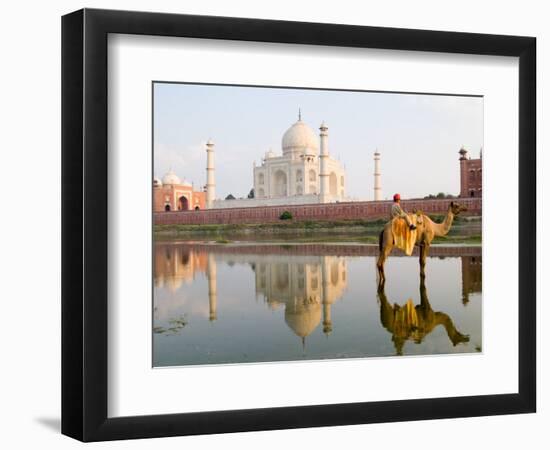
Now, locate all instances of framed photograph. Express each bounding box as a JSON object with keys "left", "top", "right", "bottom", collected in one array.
[{"left": 62, "top": 8, "right": 536, "bottom": 441}]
